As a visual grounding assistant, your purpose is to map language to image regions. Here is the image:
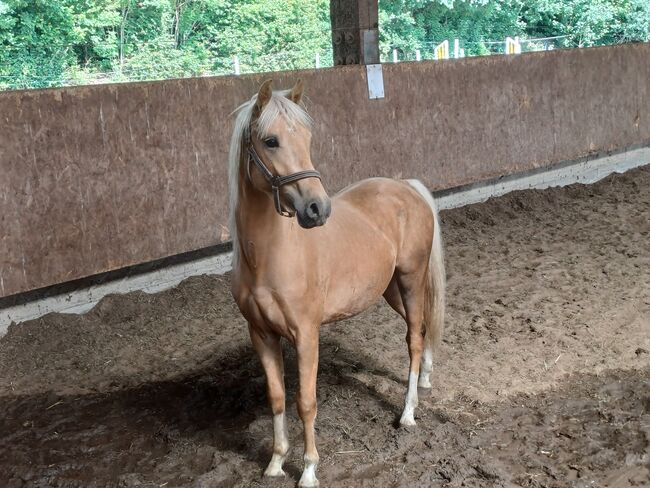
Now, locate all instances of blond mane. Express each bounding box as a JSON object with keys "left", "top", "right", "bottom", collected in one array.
[{"left": 227, "top": 89, "right": 312, "bottom": 260}]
